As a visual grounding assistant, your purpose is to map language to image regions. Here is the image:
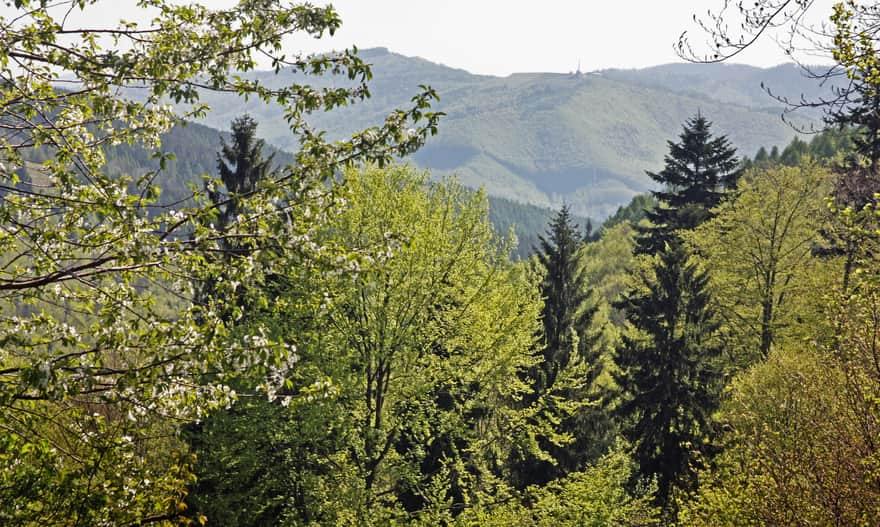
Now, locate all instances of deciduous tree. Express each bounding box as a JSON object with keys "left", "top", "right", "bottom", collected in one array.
[
  {"left": 0, "top": 1, "right": 440, "bottom": 523},
  {"left": 684, "top": 164, "right": 831, "bottom": 363},
  {"left": 186, "top": 166, "right": 544, "bottom": 525}
]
